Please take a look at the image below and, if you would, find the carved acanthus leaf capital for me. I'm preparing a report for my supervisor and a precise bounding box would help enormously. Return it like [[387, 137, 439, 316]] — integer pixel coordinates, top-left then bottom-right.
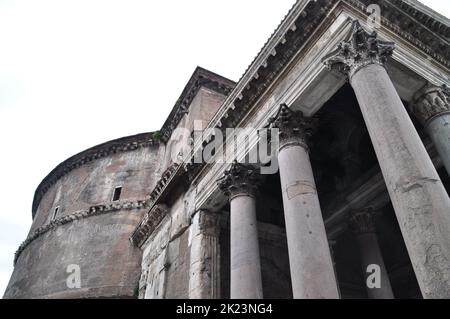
[[267, 104, 318, 150], [413, 84, 450, 126], [322, 20, 395, 79], [217, 161, 261, 199], [349, 208, 376, 235]]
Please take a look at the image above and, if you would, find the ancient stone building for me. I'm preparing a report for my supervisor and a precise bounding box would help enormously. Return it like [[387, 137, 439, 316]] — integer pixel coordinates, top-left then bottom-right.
[[4, 0, 450, 299]]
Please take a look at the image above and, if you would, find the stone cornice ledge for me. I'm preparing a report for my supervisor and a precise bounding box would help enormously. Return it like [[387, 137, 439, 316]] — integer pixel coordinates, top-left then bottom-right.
[[130, 204, 169, 248], [16, 199, 150, 265], [348, 0, 450, 67]]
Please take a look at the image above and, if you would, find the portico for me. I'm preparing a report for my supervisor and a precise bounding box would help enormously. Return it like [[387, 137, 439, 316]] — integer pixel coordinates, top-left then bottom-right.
[[212, 20, 450, 299], [129, 1, 450, 301]]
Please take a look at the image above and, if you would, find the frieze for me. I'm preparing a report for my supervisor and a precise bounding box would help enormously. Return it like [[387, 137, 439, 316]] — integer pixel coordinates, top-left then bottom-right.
[[147, 163, 180, 205]]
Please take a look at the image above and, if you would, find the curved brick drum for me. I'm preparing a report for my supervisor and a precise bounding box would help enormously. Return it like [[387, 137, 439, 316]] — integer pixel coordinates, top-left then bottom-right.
[[4, 133, 162, 298]]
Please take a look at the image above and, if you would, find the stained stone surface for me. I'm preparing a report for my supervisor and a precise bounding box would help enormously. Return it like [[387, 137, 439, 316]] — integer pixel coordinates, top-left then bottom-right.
[[4, 1, 450, 300]]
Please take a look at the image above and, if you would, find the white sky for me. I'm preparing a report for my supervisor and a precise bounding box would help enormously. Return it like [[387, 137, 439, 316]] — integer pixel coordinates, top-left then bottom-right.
[[0, 0, 448, 297]]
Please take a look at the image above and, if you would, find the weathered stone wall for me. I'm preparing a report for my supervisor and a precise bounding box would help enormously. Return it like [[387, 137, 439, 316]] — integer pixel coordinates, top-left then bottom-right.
[[139, 193, 192, 299], [31, 145, 163, 233], [4, 136, 163, 299], [162, 86, 227, 172], [4, 212, 144, 298]]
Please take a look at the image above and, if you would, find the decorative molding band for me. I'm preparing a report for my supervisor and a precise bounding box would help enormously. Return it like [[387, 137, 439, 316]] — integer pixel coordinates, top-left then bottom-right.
[[130, 204, 169, 248], [32, 132, 160, 219], [16, 199, 150, 265], [130, 162, 205, 247], [147, 163, 180, 205]]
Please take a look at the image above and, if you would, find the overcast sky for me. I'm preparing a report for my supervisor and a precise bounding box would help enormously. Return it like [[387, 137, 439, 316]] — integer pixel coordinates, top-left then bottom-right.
[[0, 0, 448, 297]]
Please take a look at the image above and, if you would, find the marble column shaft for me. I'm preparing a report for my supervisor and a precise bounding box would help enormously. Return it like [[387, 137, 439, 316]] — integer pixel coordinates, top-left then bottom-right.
[[218, 163, 263, 299], [269, 106, 339, 299], [323, 20, 450, 298]]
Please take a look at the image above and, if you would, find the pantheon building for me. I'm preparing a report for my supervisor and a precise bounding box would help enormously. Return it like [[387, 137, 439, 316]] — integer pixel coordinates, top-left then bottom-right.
[[4, 0, 450, 299]]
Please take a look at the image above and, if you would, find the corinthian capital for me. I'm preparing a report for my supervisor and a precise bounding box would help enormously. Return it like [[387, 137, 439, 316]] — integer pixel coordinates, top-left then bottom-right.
[[412, 84, 450, 126], [322, 20, 395, 79], [267, 104, 318, 150], [217, 161, 261, 199], [349, 208, 376, 235]]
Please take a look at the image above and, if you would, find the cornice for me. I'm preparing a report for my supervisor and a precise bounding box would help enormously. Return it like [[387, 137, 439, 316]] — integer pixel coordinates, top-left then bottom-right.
[[159, 67, 236, 143], [32, 132, 159, 219], [348, 0, 450, 67], [130, 204, 169, 248], [147, 163, 180, 205], [403, 0, 450, 27], [16, 199, 150, 265]]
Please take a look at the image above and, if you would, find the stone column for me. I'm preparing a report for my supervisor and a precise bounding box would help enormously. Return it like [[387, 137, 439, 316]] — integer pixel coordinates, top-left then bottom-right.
[[328, 240, 342, 298], [323, 20, 450, 298], [349, 209, 394, 299], [412, 85, 450, 175], [268, 106, 339, 299], [218, 162, 263, 299], [188, 210, 221, 299]]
